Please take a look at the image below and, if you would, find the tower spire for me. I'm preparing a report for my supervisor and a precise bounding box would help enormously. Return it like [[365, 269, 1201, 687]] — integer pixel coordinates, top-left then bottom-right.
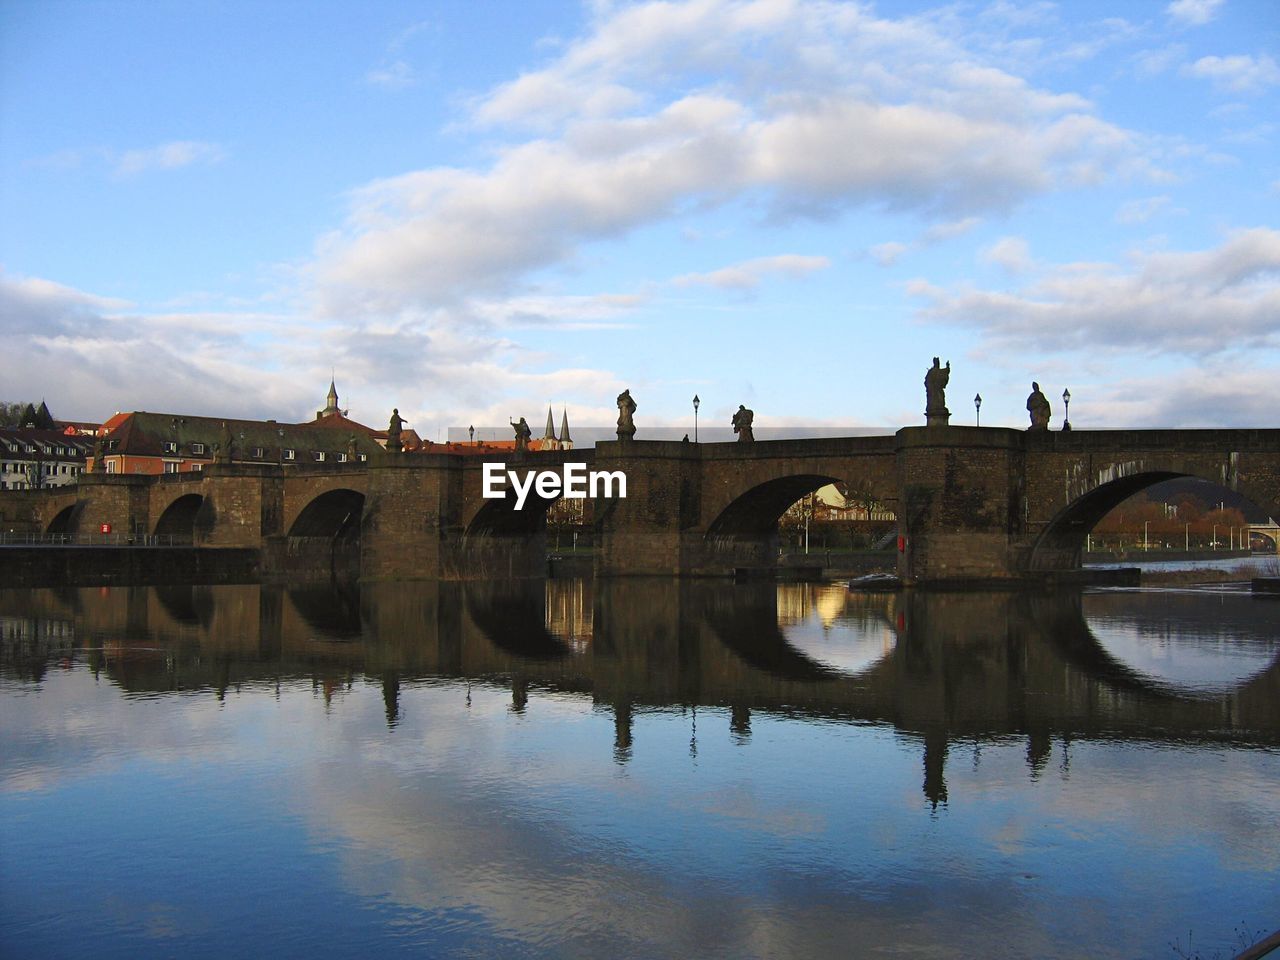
[[543, 405, 557, 442], [560, 408, 572, 447], [318, 376, 340, 420]]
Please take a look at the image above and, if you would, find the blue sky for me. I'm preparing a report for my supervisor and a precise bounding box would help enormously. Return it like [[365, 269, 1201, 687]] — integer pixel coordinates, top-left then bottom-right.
[[2, 0, 1277, 438]]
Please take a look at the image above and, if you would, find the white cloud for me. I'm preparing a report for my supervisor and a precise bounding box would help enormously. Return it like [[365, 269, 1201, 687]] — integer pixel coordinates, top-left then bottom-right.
[[1184, 54, 1280, 94], [314, 0, 1155, 318], [910, 227, 1280, 358], [1115, 195, 1174, 224], [980, 235, 1034, 273], [674, 254, 831, 289], [1083, 364, 1280, 429], [869, 242, 909, 267], [1165, 0, 1225, 27], [366, 60, 417, 89], [922, 217, 982, 243], [1133, 43, 1187, 78], [113, 141, 225, 177]]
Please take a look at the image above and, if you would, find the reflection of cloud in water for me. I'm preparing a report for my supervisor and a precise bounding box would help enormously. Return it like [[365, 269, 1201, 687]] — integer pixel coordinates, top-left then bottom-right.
[[775, 584, 896, 676]]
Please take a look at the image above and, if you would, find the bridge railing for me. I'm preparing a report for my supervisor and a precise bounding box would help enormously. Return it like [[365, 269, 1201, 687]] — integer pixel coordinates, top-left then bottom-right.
[[0, 532, 193, 547]]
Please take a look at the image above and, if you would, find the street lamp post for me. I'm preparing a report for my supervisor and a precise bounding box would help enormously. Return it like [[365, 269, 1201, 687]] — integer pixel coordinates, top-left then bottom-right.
[[974, 393, 982, 427], [693, 394, 700, 442], [1144, 520, 1149, 552], [469, 424, 475, 445], [1062, 388, 1071, 430]]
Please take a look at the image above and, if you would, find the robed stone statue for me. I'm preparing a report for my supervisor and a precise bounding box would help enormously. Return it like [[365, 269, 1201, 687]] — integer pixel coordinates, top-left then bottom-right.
[[1026, 383, 1051, 430], [925, 357, 950, 426], [732, 405, 755, 442], [512, 417, 532, 452], [387, 409, 404, 453], [616, 389, 637, 440]]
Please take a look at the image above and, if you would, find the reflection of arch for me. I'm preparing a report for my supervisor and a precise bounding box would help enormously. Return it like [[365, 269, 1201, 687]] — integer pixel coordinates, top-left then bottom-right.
[[155, 585, 213, 626], [706, 474, 838, 542], [46, 501, 84, 535], [154, 493, 205, 540], [288, 582, 362, 639], [698, 582, 842, 681], [464, 580, 571, 660], [288, 489, 364, 538], [1033, 592, 1280, 701]]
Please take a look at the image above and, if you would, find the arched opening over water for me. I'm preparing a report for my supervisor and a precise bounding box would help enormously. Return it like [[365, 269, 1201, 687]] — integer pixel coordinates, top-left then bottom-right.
[[288, 489, 365, 539], [1029, 473, 1274, 571], [45, 502, 84, 535], [706, 474, 897, 557], [286, 489, 365, 578], [465, 490, 557, 538], [154, 493, 205, 542]]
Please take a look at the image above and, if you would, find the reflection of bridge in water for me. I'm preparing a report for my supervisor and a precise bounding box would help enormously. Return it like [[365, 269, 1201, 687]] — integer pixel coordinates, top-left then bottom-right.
[[2, 581, 1278, 805]]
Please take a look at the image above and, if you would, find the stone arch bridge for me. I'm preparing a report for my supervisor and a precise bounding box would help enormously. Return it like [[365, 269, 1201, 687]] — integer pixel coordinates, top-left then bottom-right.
[[19, 426, 1280, 583]]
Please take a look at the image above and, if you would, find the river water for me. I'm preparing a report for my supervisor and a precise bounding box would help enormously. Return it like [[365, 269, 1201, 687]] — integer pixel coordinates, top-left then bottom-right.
[[2, 579, 1277, 959]]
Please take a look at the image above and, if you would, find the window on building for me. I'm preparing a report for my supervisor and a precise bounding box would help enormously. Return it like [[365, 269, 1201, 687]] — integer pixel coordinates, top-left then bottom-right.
[[164, 462, 179, 473], [283, 449, 296, 461], [252, 446, 264, 458], [163, 441, 177, 453], [192, 463, 203, 472], [106, 460, 117, 474], [358, 453, 368, 462], [337, 452, 348, 462], [313, 451, 326, 462], [191, 443, 205, 455]]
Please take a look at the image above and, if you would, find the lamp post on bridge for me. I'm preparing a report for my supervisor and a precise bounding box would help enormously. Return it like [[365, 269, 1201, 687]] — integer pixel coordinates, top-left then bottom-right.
[[693, 394, 700, 443], [469, 424, 474, 445], [1062, 388, 1071, 430], [974, 393, 982, 427]]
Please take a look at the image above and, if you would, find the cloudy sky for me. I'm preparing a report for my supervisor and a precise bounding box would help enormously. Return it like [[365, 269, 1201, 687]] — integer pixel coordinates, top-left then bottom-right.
[[1, 0, 1277, 438]]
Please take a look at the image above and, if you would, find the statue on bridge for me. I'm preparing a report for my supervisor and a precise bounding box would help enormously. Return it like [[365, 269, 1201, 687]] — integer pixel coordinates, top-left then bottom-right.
[[215, 421, 233, 464], [1026, 382, 1051, 430], [387, 409, 404, 453], [616, 389, 636, 440], [512, 416, 532, 452], [732, 405, 755, 442], [90, 436, 104, 473], [924, 357, 950, 426]]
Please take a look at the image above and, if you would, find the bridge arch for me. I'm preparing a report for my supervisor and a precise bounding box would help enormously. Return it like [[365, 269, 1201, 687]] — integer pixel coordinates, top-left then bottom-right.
[[465, 489, 559, 539], [287, 488, 365, 538], [702, 464, 897, 564], [706, 473, 840, 542], [46, 501, 85, 535], [154, 493, 206, 541], [1029, 470, 1272, 571]]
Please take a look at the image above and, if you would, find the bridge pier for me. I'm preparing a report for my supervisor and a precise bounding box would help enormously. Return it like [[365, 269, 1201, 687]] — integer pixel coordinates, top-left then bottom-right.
[[896, 427, 1027, 584], [592, 440, 707, 577], [77, 474, 152, 539]]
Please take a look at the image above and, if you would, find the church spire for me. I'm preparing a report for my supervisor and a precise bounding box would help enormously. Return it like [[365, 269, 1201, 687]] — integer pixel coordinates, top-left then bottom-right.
[[543, 405, 557, 442], [318, 377, 340, 420], [560, 408, 572, 447]]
